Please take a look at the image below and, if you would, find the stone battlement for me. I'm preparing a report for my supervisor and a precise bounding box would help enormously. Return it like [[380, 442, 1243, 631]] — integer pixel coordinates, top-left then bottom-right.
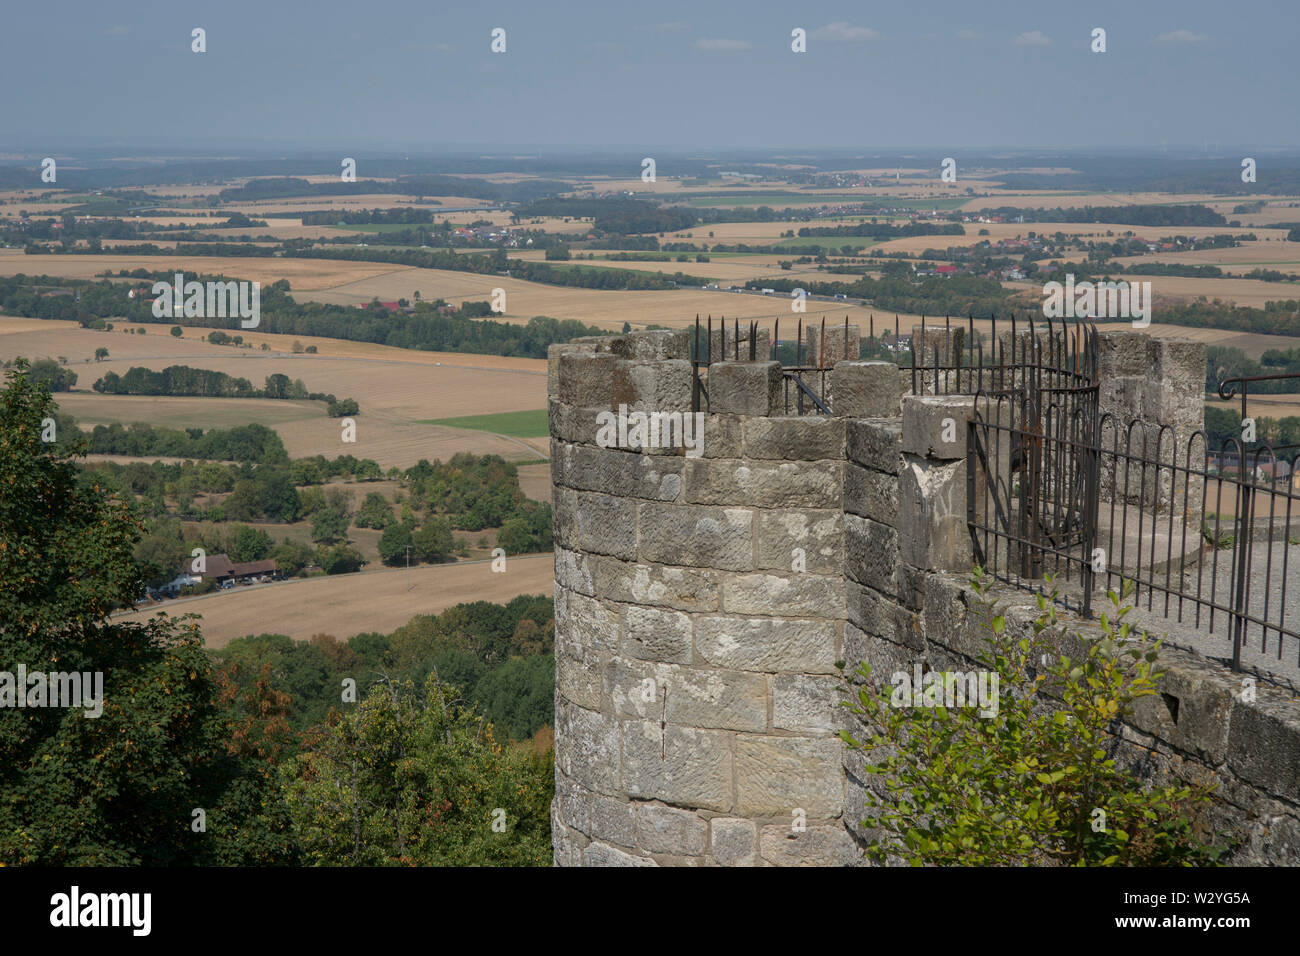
[[549, 328, 1300, 867]]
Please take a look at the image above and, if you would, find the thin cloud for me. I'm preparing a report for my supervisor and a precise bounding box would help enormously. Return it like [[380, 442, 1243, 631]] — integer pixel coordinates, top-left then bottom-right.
[[1014, 30, 1051, 47], [653, 22, 687, 33], [105, 25, 129, 36], [810, 22, 878, 43], [1154, 29, 1207, 45], [694, 37, 751, 52], [956, 29, 979, 41]]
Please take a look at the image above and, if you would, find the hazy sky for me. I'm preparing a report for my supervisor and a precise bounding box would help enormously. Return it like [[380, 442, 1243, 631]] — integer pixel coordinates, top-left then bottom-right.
[[2, 0, 1296, 153]]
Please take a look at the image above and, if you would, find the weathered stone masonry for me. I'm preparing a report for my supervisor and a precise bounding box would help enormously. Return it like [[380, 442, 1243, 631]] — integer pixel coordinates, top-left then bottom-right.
[[550, 328, 1300, 866]]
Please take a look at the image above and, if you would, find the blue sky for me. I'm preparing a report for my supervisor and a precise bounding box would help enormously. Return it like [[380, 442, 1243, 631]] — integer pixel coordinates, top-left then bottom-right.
[[1, 0, 1295, 152]]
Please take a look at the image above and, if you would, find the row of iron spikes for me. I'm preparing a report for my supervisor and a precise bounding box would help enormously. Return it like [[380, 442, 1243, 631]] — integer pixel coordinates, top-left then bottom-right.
[[690, 311, 1098, 379], [691, 314, 855, 370]]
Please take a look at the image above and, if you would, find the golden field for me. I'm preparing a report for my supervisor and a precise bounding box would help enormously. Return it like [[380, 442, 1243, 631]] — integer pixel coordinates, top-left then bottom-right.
[[117, 552, 555, 647], [0, 316, 549, 467]]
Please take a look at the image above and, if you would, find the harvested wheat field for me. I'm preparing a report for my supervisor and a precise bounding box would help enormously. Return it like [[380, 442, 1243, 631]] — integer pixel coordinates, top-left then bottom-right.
[[0, 250, 403, 291], [0, 315, 543, 372], [507, 249, 828, 283], [50, 386, 544, 468], [0, 318, 547, 419], [1206, 396, 1300, 419], [118, 552, 555, 647], [2, 317, 549, 467], [1129, 240, 1300, 271], [1002, 274, 1298, 309], [298, 267, 880, 330]]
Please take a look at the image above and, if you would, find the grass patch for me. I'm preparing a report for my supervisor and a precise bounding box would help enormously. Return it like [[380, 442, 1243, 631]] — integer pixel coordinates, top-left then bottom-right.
[[419, 409, 549, 438]]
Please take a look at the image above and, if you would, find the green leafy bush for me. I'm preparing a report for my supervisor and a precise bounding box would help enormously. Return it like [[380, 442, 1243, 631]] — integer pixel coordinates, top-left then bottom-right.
[[841, 569, 1221, 866]]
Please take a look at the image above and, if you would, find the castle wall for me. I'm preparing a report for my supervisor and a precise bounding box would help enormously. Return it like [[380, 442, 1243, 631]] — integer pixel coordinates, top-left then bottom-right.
[[549, 329, 1300, 866]]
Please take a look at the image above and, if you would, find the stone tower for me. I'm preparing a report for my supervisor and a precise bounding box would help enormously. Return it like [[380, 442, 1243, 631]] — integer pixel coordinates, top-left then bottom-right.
[[548, 327, 1300, 867]]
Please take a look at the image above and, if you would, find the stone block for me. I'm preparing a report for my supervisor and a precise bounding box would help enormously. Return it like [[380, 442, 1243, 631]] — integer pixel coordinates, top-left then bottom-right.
[[594, 557, 720, 612], [695, 616, 839, 674], [553, 486, 578, 549], [610, 359, 692, 415], [773, 673, 846, 734], [760, 824, 861, 866], [590, 559, 708, 613], [555, 699, 621, 796], [555, 771, 592, 835], [665, 666, 768, 732], [1227, 693, 1300, 804], [590, 795, 638, 847], [804, 322, 860, 367], [844, 513, 899, 595], [902, 394, 975, 460], [707, 326, 772, 363], [743, 416, 845, 460], [575, 491, 638, 561], [609, 329, 691, 361], [583, 841, 658, 866], [558, 351, 617, 407], [833, 361, 903, 418], [700, 414, 743, 458], [756, 509, 844, 574], [608, 659, 669, 722], [910, 324, 970, 369], [684, 458, 841, 509], [898, 458, 970, 572], [552, 805, 588, 866], [549, 342, 595, 398], [636, 804, 709, 856], [734, 735, 844, 817], [555, 547, 595, 596], [549, 400, 609, 446], [844, 462, 897, 526], [721, 573, 846, 617], [1098, 330, 1151, 378], [556, 444, 683, 501], [710, 817, 758, 866], [845, 419, 903, 473], [621, 721, 733, 812], [621, 605, 694, 665], [556, 639, 605, 711], [555, 586, 619, 652], [638, 502, 754, 571], [707, 361, 782, 416], [1127, 651, 1234, 765]]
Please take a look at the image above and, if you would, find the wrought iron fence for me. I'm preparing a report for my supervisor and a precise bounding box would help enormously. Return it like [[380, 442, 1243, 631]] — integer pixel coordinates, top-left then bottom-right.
[[688, 314, 858, 415], [961, 316, 1102, 616], [954, 315, 1300, 677], [1094, 418, 1300, 673]]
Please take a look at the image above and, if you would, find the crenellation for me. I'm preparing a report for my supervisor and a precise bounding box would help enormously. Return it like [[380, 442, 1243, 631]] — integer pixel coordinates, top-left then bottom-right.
[[551, 328, 1300, 867]]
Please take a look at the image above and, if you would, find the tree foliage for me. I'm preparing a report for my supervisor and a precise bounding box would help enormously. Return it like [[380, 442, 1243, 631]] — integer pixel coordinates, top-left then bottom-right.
[[282, 676, 553, 866], [841, 570, 1222, 866], [0, 361, 297, 865]]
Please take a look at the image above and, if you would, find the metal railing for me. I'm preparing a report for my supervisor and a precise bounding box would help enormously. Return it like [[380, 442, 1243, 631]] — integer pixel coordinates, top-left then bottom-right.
[[958, 322, 1300, 678], [689, 314, 857, 415]]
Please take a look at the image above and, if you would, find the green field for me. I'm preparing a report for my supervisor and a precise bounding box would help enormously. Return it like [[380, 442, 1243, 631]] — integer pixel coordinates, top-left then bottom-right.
[[339, 222, 445, 234], [682, 192, 864, 208], [759, 237, 882, 250], [418, 408, 549, 438]]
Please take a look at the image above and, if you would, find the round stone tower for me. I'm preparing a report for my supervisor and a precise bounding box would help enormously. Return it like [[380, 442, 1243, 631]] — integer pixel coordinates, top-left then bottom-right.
[[548, 328, 894, 866]]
